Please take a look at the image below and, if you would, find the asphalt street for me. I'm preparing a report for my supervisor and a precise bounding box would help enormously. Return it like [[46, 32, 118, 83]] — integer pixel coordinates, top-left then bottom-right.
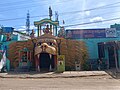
[[0, 76, 120, 90]]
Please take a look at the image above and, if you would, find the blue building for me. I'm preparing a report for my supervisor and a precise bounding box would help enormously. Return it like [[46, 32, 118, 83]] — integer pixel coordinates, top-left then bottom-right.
[[66, 28, 120, 70], [0, 27, 31, 72], [2, 27, 14, 33]]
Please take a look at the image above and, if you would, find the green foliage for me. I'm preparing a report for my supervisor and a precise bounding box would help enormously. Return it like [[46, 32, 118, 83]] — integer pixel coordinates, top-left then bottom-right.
[[65, 66, 75, 71], [82, 61, 90, 71], [0, 53, 2, 60]]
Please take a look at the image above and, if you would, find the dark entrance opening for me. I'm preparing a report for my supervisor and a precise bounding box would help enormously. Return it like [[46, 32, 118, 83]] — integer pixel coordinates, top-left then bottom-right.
[[39, 53, 55, 71], [108, 46, 116, 68], [98, 43, 105, 58]]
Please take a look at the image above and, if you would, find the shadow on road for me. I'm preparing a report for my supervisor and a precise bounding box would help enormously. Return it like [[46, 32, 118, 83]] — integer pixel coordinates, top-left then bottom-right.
[[105, 68, 120, 79]]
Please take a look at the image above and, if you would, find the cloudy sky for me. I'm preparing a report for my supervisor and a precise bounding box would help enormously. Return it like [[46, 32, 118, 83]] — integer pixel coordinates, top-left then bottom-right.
[[0, 0, 120, 31]]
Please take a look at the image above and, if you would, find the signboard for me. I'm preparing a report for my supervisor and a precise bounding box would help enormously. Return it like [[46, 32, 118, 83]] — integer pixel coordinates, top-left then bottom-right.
[[66, 28, 117, 39], [105, 28, 116, 37]]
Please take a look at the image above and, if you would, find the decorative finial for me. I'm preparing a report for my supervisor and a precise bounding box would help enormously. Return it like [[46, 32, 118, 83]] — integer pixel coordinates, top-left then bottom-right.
[[49, 6, 52, 20], [63, 20, 65, 24]]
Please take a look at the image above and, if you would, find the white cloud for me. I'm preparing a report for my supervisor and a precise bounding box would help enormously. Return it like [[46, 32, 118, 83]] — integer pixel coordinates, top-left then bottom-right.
[[20, 26, 26, 29], [18, 25, 37, 31], [17, 26, 26, 32], [17, 28, 26, 33], [85, 11, 90, 16], [30, 25, 37, 29], [97, 2, 106, 7], [18, 28, 25, 31], [90, 17, 104, 22]]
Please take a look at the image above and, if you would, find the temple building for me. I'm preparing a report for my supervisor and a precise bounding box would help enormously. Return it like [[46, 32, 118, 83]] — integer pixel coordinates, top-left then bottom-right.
[[1, 7, 120, 72], [6, 7, 88, 72]]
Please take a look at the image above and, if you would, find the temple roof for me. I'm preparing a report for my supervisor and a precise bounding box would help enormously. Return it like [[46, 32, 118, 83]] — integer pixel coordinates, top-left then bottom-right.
[[34, 18, 59, 26]]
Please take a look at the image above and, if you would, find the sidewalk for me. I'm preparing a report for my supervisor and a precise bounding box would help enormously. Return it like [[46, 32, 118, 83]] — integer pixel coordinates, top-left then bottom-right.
[[0, 71, 109, 78]]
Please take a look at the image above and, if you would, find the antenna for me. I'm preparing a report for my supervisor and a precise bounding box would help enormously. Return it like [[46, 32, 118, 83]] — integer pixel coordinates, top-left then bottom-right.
[[26, 10, 30, 35], [49, 6, 52, 20], [55, 11, 59, 21]]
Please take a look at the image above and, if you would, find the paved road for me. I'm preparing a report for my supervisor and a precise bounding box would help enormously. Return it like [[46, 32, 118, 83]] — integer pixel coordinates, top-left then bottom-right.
[[0, 76, 120, 90]]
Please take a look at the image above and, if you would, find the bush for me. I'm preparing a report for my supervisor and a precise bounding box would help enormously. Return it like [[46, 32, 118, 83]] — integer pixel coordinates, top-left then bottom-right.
[[82, 62, 90, 71], [65, 66, 75, 71]]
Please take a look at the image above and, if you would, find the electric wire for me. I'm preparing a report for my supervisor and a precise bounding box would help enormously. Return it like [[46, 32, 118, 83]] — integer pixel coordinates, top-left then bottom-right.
[[0, 0, 72, 12], [0, 0, 31, 6], [64, 17, 120, 27], [0, 4, 120, 22], [65, 10, 120, 23], [0, 0, 119, 14], [12, 16, 120, 28]]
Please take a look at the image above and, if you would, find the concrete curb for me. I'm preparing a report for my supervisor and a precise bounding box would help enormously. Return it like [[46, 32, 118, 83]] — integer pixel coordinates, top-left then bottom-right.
[[0, 71, 109, 79]]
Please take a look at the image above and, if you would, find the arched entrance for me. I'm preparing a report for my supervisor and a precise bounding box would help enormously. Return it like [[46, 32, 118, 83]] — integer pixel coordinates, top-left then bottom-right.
[[39, 53, 55, 71], [35, 42, 57, 72]]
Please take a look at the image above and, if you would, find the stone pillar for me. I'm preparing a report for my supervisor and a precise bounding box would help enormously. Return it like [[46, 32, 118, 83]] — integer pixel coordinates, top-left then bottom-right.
[[54, 55, 57, 70], [53, 26, 54, 35], [55, 26, 57, 36], [50, 25, 52, 34], [40, 25, 41, 36], [37, 25, 39, 37], [35, 55, 40, 72]]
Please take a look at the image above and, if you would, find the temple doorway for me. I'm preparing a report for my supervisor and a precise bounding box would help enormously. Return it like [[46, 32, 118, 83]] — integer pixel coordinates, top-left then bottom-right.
[[39, 53, 55, 72]]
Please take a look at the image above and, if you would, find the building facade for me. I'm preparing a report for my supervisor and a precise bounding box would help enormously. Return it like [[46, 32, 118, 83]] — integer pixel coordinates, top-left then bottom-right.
[[66, 28, 120, 70]]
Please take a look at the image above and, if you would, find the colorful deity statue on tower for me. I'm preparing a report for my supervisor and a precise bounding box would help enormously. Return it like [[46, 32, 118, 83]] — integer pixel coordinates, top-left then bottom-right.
[[43, 25, 52, 34], [30, 29, 35, 38], [43, 25, 50, 34]]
